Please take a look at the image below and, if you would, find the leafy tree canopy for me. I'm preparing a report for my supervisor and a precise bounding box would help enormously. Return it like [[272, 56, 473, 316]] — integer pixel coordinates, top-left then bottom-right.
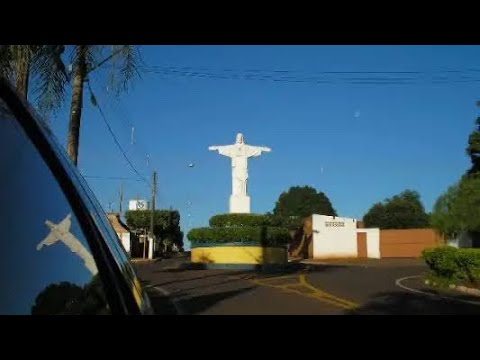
[[125, 209, 183, 251], [466, 114, 480, 176], [431, 175, 480, 238], [273, 186, 337, 219], [363, 190, 430, 229]]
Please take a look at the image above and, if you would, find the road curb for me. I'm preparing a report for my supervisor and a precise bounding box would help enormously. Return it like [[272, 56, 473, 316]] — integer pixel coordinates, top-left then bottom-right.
[[395, 275, 480, 306]]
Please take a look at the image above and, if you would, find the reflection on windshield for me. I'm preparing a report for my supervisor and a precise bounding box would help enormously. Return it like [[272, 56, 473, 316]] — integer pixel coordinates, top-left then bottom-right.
[[0, 97, 111, 315], [31, 275, 109, 315], [37, 214, 98, 276]]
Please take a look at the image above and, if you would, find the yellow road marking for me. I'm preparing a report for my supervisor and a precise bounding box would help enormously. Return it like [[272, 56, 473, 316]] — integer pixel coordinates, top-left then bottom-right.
[[249, 274, 359, 310], [299, 274, 358, 309], [254, 274, 299, 282]]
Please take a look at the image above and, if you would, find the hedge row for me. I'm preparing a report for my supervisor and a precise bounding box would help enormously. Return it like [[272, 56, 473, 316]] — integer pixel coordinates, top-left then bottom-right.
[[209, 214, 269, 227], [209, 213, 304, 230], [422, 247, 480, 283], [187, 226, 291, 246]]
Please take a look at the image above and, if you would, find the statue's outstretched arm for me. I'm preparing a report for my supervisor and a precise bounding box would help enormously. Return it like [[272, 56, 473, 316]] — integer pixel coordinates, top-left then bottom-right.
[[246, 145, 272, 157], [209, 145, 234, 157]]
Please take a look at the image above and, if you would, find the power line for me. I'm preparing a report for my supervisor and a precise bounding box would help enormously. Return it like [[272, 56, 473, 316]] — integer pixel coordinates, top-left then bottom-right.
[[144, 63, 480, 76], [84, 175, 144, 182], [100, 84, 153, 167], [86, 80, 150, 187], [140, 64, 480, 86]]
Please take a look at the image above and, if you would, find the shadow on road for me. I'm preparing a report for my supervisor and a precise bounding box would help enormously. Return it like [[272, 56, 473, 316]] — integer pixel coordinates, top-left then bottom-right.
[[144, 287, 179, 315], [178, 287, 255, 315], [347, 291, 480, 315], [253, 262, 348, 279], [143, 280, 255, 315], [148, 270, 251, 287], [135, 259, 355, 315], [137, 261, 349, 287]]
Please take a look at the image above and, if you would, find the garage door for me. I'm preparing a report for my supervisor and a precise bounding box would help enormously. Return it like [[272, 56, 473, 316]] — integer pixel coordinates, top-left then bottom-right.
[[380, 229, 443, 258]]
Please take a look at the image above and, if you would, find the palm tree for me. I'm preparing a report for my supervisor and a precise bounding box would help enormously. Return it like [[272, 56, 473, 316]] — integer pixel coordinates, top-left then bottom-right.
[[0, 45, 68, 114], [0, 45, 36, 97], [1, 45, 141, 166], [66, 45, 141, 166]]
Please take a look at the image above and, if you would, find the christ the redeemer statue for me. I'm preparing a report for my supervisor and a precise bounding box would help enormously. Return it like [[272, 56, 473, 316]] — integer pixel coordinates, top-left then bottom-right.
[[209, 133, 271, 213]]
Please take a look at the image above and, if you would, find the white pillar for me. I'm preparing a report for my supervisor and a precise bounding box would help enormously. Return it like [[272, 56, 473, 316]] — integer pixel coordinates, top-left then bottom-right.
[[229, 194, 251, 213], [148, 236, 154, 259]]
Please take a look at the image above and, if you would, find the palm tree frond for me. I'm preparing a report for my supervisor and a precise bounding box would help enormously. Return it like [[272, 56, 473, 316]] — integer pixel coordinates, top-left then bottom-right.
[[0, 45, 13, 78], [33, 45, 69, 115], [0, 45, 38, 92], [9, 45, 35, 67], [109, 45, 142, 96]]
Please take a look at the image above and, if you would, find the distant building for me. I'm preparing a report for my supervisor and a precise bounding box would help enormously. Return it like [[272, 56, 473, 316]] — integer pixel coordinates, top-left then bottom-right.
[[128, 200, 149, 211], [290, 214, 444, 260], [107, 213, 131, 254]]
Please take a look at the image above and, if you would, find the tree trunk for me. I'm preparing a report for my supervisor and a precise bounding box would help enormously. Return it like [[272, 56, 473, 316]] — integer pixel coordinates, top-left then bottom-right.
[[67, 46, 88, 166], [15, 56, 30, 100]]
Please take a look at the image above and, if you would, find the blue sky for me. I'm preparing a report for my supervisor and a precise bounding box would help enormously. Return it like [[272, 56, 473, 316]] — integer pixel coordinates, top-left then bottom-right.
[[49, 46, 480, 249]]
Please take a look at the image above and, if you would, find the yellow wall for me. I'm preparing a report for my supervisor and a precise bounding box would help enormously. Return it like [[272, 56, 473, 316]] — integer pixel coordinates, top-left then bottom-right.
[[191, 246, 287, 265]]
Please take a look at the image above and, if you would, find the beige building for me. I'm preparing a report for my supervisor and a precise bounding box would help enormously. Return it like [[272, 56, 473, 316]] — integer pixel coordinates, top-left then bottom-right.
[[291, 214, 443, 260], [107, 213, 131, 254], [311, 214, 442, 259]]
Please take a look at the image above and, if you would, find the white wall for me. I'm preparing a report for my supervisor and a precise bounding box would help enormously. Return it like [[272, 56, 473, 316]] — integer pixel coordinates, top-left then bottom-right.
[[357, 228, 380, 259], [119, 233, 131, 254], [447, 232, 473, 248], [312, 215, 358, 259]]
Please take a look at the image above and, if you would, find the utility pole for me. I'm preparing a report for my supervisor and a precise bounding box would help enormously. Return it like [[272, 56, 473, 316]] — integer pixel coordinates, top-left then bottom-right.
[[149, 171, 157, 259], [119, 182, 124, 214], [142, 229, 147, 259]]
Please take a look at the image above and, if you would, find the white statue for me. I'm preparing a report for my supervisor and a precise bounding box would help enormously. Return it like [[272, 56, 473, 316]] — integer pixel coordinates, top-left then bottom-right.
[[37, 214, 98, 276], [209, 133, 271, 213]]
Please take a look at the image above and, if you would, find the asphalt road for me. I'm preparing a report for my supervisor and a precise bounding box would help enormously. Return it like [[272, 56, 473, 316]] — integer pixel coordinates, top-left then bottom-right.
[[133, 256, 480, 315]]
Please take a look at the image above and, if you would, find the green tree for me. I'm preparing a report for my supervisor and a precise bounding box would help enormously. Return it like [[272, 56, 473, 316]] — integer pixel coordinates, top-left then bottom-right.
[[363, 190, 430, 229], [66, 45, 141, 166], [125, 209, 183, 252], [273, 185, 337, 219], [362, 202, 387, 228], [431, 176, 480, 238], [466, 105, 480, 175], [31, 282, 83, 315], [0, 45, 68, 112], [31, 276, 109, 315], [1, 45, 142, 165]]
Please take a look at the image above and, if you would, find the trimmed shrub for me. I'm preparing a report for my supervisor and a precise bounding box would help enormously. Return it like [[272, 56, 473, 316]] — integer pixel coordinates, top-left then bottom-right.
[[209, 214, 269, 227], [422, 246, 480, 282], [456, 249, 480, 283], [209, 213, 304, 231], [423, 247, 461, 279], [274, 216, 304, 231], [187, 226, 290, 247]]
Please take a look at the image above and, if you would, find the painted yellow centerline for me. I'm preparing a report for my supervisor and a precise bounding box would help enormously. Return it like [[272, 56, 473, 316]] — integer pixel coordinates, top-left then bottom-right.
[[249, 273, 359, 310], [256, 274, 299, 282], [299, 274, 358, 309]]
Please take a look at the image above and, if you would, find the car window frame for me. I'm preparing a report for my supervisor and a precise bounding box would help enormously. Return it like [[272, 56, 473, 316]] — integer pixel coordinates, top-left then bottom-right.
[[0, 78, 148, 315]]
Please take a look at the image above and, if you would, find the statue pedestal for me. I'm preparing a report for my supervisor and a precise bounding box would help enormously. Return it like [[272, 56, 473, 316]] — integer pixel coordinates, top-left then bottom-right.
[[230, 195, 251, 213]]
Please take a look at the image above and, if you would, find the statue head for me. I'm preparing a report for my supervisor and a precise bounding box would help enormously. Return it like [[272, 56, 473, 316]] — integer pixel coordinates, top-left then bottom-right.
[[236, 133, 245, 144]]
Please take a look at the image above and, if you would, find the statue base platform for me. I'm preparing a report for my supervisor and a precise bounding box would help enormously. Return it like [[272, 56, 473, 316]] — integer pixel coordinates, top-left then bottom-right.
[[229, 195, 250, 213]]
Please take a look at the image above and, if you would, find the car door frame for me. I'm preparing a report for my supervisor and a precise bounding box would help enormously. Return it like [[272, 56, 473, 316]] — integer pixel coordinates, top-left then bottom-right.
[[0, 77, 147, 315]]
